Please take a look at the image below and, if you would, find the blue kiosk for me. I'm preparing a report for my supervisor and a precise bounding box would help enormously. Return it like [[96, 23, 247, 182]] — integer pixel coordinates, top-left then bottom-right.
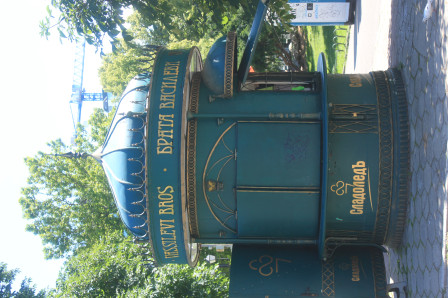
[[91, 1, 408, 296]]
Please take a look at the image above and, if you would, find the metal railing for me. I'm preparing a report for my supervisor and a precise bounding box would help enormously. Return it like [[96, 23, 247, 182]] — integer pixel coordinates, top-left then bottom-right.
[[332, 27, 349, 73]]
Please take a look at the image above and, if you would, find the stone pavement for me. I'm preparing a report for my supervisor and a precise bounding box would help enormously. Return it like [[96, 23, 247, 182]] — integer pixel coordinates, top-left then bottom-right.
[[346, 0, 448, 297]]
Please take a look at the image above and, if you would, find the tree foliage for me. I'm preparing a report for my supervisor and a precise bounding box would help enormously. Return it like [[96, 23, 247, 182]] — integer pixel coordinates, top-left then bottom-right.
[[21, 106, 231, 296], [52, 233, 230, 298], [41, 0, 130, 47], [98, 2, 294, 97], [0, 262, 46, 298], [0, 262, 17, 298], [41, 0, 258, 48], [19, 109, 123, 259], [98, 35, 216, 97], [52, 232, 152, 297], [42, 0, 295, 72], [98, 41, 160, 97], [142, 263, 229, 298]]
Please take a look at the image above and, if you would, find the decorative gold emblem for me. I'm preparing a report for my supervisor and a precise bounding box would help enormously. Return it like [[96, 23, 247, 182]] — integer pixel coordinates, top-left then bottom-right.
[[207, 180, 223, 192]]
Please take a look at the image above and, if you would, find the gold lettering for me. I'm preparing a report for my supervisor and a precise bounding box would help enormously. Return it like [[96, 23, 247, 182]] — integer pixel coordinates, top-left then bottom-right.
[[160, 219, 175, 226], [157, 138, 172, 147], [160, 102, 175, 109], [159, 200, 173, 209], [161, 85, 176, 94], [353, 175, 365, 181], [165, 61, 181, 66], [158, 129, 173, 139], [349, 83, 362, 87], [164, 70, 178, 76], [163, 64, 179, 76], [159, 206, 173, 215], [161, 229, 175, 235], [156, 62, 180, 153], [162, 236, 179, 259], [158, 186, 174, 215], [350, 161, 368, 215], [161, 86, 176, 92], [159, 208, 174, 215], [353, 181, 365, 187], [157, 185, 174, 194], [352, 199, 364, 205], [351, 256, 361, 281], [158, 193, 174, 200], [165, 251, 179, 259], [353, 193, 365, 199], [159, 89, 176, 109], [163, 243, 178, 250], [352, 161, 365, 168], [164, 76, 178, 82], [353, 187, 364, 193], [349, 75, 362, 88], [160, 219, 176, 235], [160, 93, 175, 101], [157, 146, 173, 154], [162, 238, 177, 245], [156, 186, 180, 259], [354, 167, 367, 175], [159, 114, 174, 123], [157, 114, 174, 155]]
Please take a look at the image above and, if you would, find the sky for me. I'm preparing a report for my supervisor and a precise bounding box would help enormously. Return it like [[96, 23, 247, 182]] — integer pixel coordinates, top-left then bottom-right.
[[0, 0, 105, 291]]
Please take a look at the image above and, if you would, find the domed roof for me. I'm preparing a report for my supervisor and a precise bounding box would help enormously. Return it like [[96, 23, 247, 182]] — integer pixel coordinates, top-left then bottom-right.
[[94, 47, 202, 266], [201, 32, 236, 97], [93, 73, 150, 239]]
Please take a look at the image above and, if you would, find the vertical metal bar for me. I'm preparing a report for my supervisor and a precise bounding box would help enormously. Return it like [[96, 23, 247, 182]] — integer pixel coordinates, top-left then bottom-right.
[[238, 0, 270, 85]]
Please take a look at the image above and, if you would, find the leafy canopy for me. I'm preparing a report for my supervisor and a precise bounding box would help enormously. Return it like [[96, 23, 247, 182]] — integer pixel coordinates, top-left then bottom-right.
[[21, 105, 231, 296], [52, 233, 230, 297], [19, 109, 123, 259], [52, 232, 152, 297], [0, 262, 46, 298], [41, 0, 294, 67]]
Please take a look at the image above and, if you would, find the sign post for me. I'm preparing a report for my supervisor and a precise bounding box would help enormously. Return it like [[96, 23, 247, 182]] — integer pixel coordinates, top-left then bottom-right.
[[288, 0, 356, 26]]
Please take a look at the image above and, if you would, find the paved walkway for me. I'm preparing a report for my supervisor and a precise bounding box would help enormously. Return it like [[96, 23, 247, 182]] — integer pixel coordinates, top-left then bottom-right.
[[345, 0, 448, 297]]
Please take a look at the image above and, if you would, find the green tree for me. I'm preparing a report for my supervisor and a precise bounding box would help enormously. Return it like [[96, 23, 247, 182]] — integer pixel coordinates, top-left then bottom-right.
[[44, 0, 297, 77], [51, 233, 230, 297], [148, 263, 229, 298], [119, 262, 229, 298], [40, 0, 258, 48], [0, 262, 46, 298], [40, 0, 131, 48], [0, 262, 16, 297], [98, 35, 216, 97], [41, 0, 293, 53], [98, 40, 160, 97], [97, 3, 295, 98], [52, 232, 152, 297], [19, 109, 123, 259]]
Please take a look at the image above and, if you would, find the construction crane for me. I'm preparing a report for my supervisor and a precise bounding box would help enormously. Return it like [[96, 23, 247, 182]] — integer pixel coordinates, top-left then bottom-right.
[[69, 40, 111, 132]]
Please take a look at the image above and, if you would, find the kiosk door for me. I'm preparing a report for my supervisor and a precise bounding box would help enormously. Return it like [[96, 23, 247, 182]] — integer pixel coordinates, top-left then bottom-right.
[[236, 122, 321, 239]]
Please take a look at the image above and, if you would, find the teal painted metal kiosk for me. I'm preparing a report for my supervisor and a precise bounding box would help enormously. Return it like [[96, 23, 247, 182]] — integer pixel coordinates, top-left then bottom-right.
[[229, 244, 387, 297], [93, 0, 409, 296]]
